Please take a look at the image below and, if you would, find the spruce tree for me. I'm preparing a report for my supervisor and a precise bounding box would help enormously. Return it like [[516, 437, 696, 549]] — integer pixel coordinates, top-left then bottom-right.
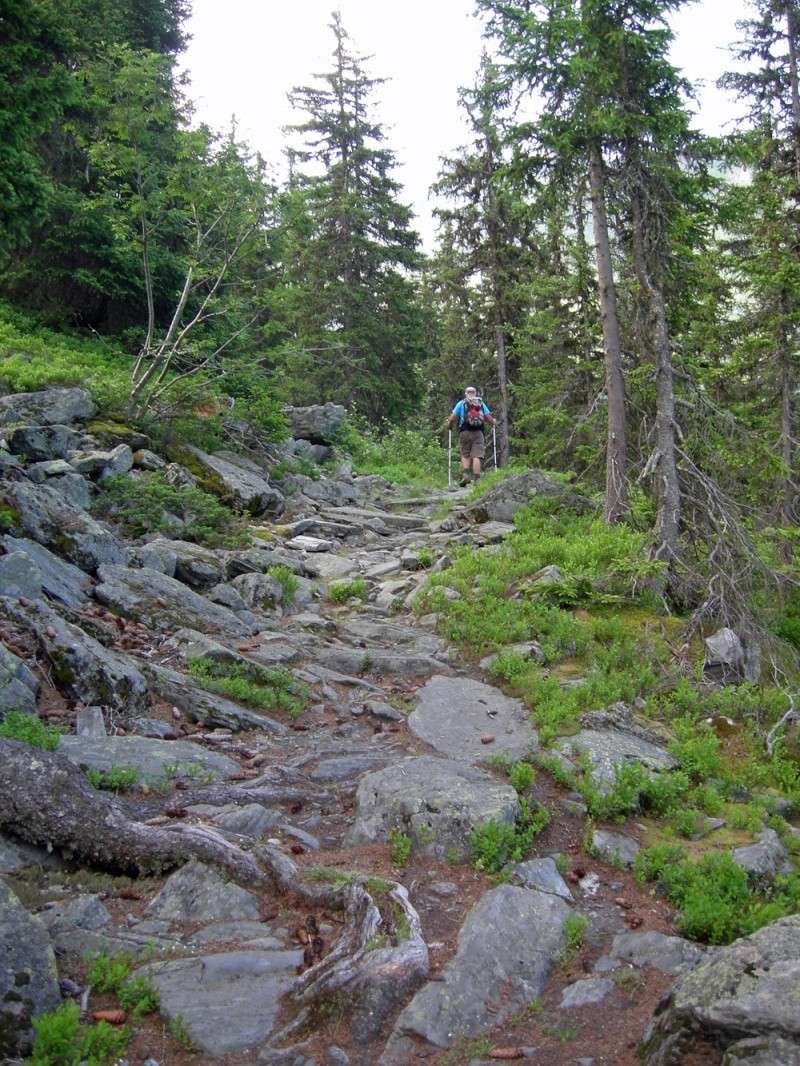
[[282, 13, 425, 420]]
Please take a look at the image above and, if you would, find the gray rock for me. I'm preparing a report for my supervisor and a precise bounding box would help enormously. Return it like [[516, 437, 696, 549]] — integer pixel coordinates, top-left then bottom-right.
[[95, 564, 255, 637], [70, 443, 133, 479], [184, 446, 285, 516], [135, 540, 178, 576], [326, 1047, 349, 1065], [591, 829, 640, 868], [58, 735, 239, 784], [146, 859, 260, 922], [0, 387, 95, 427], [479, 641, 545, 671], [0, 833, 63, 874], [504, 857, 573, 901], [1, 536, 91, 608], [556, 721, 676, 791], [641, 916, 800, 1065], [463, 469, 591, 525], [732, 827, 792, 883], [704, 627, 748, 684], [138, 949, 302, 1054], [7, 424, 81, 461], [314, 554, 358, 580], [389, 885, 569, 1049], [25, 459, 74, 482], [45, 472, 92, 511], [560, 976, 613, 1009], [408, 675, 538, 764], [144, 656, 288, 733], [130, 717, 177, 739], [133, 448, 166, 470], [205, 582, 249, 611], [311, 755, 389, 783], [231, 571, 284, 610], [286, 534, 334, 552], [723, 1036, 800, 1066], [1, 481, 128, 572], [187, 919, 282, 947], [0, 641, 39, 715], [610, 931, 706, 975], [40, 894, 111, 937], [76, 706, 107, 738], [139, 539, 223, 589], [0, 878, 61, 1058], [529, 563, 565, 586], [210, 803, 282, 838], [315, 647, 447, 680], [364, 699, 404, 722], [163, 461, 198, 489], [348, 755, 519, 861], [2, 598, 148, 714], [285, 403, 347, 444]]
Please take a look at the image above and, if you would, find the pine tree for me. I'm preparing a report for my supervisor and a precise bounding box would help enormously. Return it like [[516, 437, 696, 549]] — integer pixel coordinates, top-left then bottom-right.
[[282, 13, 425, 420]]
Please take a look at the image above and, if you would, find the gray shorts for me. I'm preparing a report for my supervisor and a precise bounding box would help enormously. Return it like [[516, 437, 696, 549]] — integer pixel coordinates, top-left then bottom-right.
[[459, 429, 485, 459]]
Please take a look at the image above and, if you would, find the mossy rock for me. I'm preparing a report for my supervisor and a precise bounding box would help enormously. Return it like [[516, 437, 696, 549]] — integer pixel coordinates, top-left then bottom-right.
[[87, 420, 149, 450]]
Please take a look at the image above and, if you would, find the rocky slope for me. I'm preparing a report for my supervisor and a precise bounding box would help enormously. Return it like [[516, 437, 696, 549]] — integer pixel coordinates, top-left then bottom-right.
[[0, 388, 797, 1066]]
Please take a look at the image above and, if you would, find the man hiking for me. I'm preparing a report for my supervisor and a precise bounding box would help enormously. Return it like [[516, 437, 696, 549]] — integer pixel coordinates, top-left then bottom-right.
[[447, 386, 495, 486]]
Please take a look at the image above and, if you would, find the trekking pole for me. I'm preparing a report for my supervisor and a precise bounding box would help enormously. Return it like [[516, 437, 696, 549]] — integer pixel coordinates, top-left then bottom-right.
[[448, 429, 452, 487], [493, 424, 498, 470]]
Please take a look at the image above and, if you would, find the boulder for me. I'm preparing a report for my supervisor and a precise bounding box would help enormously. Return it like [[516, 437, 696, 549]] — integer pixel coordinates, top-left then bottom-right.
[[230, 571, 284, 610], [286, 474, 360, 507], [0, 552, 45, 602], [311, 754, 390, 783], [462, 469, 591, 525], [732, 826, 792, 883], [7, 424, 81, 461], [348, 755, 519, 861], [555, 711, 676, 791], [69, 443, 133, 480], [2, 598, 148, 715], [608, 931, 706, 975], [704, 627, 760, 685], [137, 948, 302, 1055], [408, 674, 538, 764], [133, 447, 166, 470], [94, 564, 255, 637], [0, 480, 128, 573], [0, 387, 95, 427], [1, 536, 91, 608], [0, 878, 61, 1058], [285, 403, 347, 444], [143, 661, 287, 734], [641, 916, 800, 1066], [26, 459, 75, 483], [58, 735, 239, 784], [315, 647, 448, 680], [44, 472, 92, 511], [137, 538, 223, 590], [0, 833, 63, 874], [0, 642, 40, 716], [591, 828, 640, 868], [184, 446, 285, 516], [146, 859, 260, 922], [387, 885, 569, 1052], [560, 976, 613, 1009], [724, 1036, 800, 1065], [504, 857, 573, 901]]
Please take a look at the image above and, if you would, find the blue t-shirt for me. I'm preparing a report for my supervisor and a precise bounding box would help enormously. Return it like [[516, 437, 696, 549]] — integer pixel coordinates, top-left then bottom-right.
[[453, 398, 491, 429]]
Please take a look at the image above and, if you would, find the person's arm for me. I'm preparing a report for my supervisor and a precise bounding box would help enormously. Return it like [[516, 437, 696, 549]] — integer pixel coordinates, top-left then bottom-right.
[[446, 402, 461, 429], [482, 402, 495, 425]]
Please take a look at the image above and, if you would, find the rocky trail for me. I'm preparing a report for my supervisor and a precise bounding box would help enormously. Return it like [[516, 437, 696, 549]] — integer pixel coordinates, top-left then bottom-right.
[[1, 390, 797, 1066]]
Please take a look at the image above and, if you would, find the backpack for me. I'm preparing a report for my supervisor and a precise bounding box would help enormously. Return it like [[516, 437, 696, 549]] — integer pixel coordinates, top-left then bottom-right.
[[462, 399, 485, 430]]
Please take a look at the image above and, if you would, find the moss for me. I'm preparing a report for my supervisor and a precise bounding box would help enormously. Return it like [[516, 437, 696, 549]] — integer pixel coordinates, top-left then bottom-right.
[[87, 420, 143, 444], [0, 502, 21, 532], [166, 444, 228, 499]]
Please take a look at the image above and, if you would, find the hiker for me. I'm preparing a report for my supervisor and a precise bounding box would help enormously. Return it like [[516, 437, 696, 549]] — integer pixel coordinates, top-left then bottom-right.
[[446, 386, 495, 486]]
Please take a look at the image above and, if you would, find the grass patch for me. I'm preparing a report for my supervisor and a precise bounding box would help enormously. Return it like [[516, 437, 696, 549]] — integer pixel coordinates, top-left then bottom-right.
[[85, 764, 140, 793], [187, 656, 308, 718], [328, 577, 368, 604], [389, 828, 412, 869], [267, 564, 299, 604], [0, 710, 64, 751], [560, 913, 589, 963], [28, 1000, 129, 1066], [94, 472, 248, 548]]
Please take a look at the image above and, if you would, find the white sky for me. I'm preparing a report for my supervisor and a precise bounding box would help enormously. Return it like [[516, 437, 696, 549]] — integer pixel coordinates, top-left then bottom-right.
[[182, 0, 753, 247]]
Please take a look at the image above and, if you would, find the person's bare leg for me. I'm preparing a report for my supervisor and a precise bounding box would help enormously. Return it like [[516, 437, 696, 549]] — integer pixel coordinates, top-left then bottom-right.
[[472, 457, 482, 480], [459, 456, 471, 485]]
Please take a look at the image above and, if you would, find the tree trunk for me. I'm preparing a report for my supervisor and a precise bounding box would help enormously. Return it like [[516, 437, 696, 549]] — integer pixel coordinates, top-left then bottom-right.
[[786, 5, 800, 186], [587, 144, 627, 522], [631, 191, 681, 589], [778, 305, 796, 560], [495, 321, 511, 467]]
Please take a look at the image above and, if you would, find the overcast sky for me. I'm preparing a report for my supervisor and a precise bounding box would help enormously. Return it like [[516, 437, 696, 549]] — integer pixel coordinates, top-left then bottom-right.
[[182, 0, 753, 246]]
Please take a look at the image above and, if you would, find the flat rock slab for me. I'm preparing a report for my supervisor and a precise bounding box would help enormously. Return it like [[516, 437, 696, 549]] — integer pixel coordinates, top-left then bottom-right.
[[409, 675, 538, 763], [591, 829, 640, 868], [560, 976, 614, 1009], [146, 859, 260, 923], [138, 949, 302, 1056], [0, 387, 95, 426], [556, 726, 676, 789], [348, 755, 519, 862], [732, 827, 792, 883], [1, 536, 91, 608], [387, 885, 569, 1052], [315, 647, 448, 679], [58, 735, 239, 784], [311, 754, 389, 783], [504, 857, 573, 901], [95, 564, 255, 637], [0, 879, 61, 1059], [609, 931, 706, 975]]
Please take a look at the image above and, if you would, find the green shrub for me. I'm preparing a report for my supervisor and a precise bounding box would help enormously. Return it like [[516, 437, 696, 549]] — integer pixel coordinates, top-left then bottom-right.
[[561, 913, 589, 961], [94, 473, 248, 548], [389, 828, 412, 868], [117, 973, 160, 1021], [470, 798, 550, 872], [29, 1001, 129, 1066], [509, 761, 535, 793], [86, 951, 133, 994], [334, 416, 447, 489], [187, 656, 308, 717], [86, 765, 140, 793], [0, 710, 63, 751], [328, 577, 368, 604], [267, 564, 299, 604]]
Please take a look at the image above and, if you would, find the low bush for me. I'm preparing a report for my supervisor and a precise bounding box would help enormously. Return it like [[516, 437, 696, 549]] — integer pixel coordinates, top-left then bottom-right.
[[267, 564, 299, 604], [0, 710, 63, 751], [187, 656, 308, 717], [94, 472, 248, 548], [334, 416, 447, 489], [29, 1000, 128, 1066], [328, 577, 368, 604], [86, 765, 140, 793], [470, 798, 550, 872]]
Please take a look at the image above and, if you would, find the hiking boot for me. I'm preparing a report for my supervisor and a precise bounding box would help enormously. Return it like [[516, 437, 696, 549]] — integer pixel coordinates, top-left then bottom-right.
[[458, 473, 471, 487], [471, 471, 481, 483]]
